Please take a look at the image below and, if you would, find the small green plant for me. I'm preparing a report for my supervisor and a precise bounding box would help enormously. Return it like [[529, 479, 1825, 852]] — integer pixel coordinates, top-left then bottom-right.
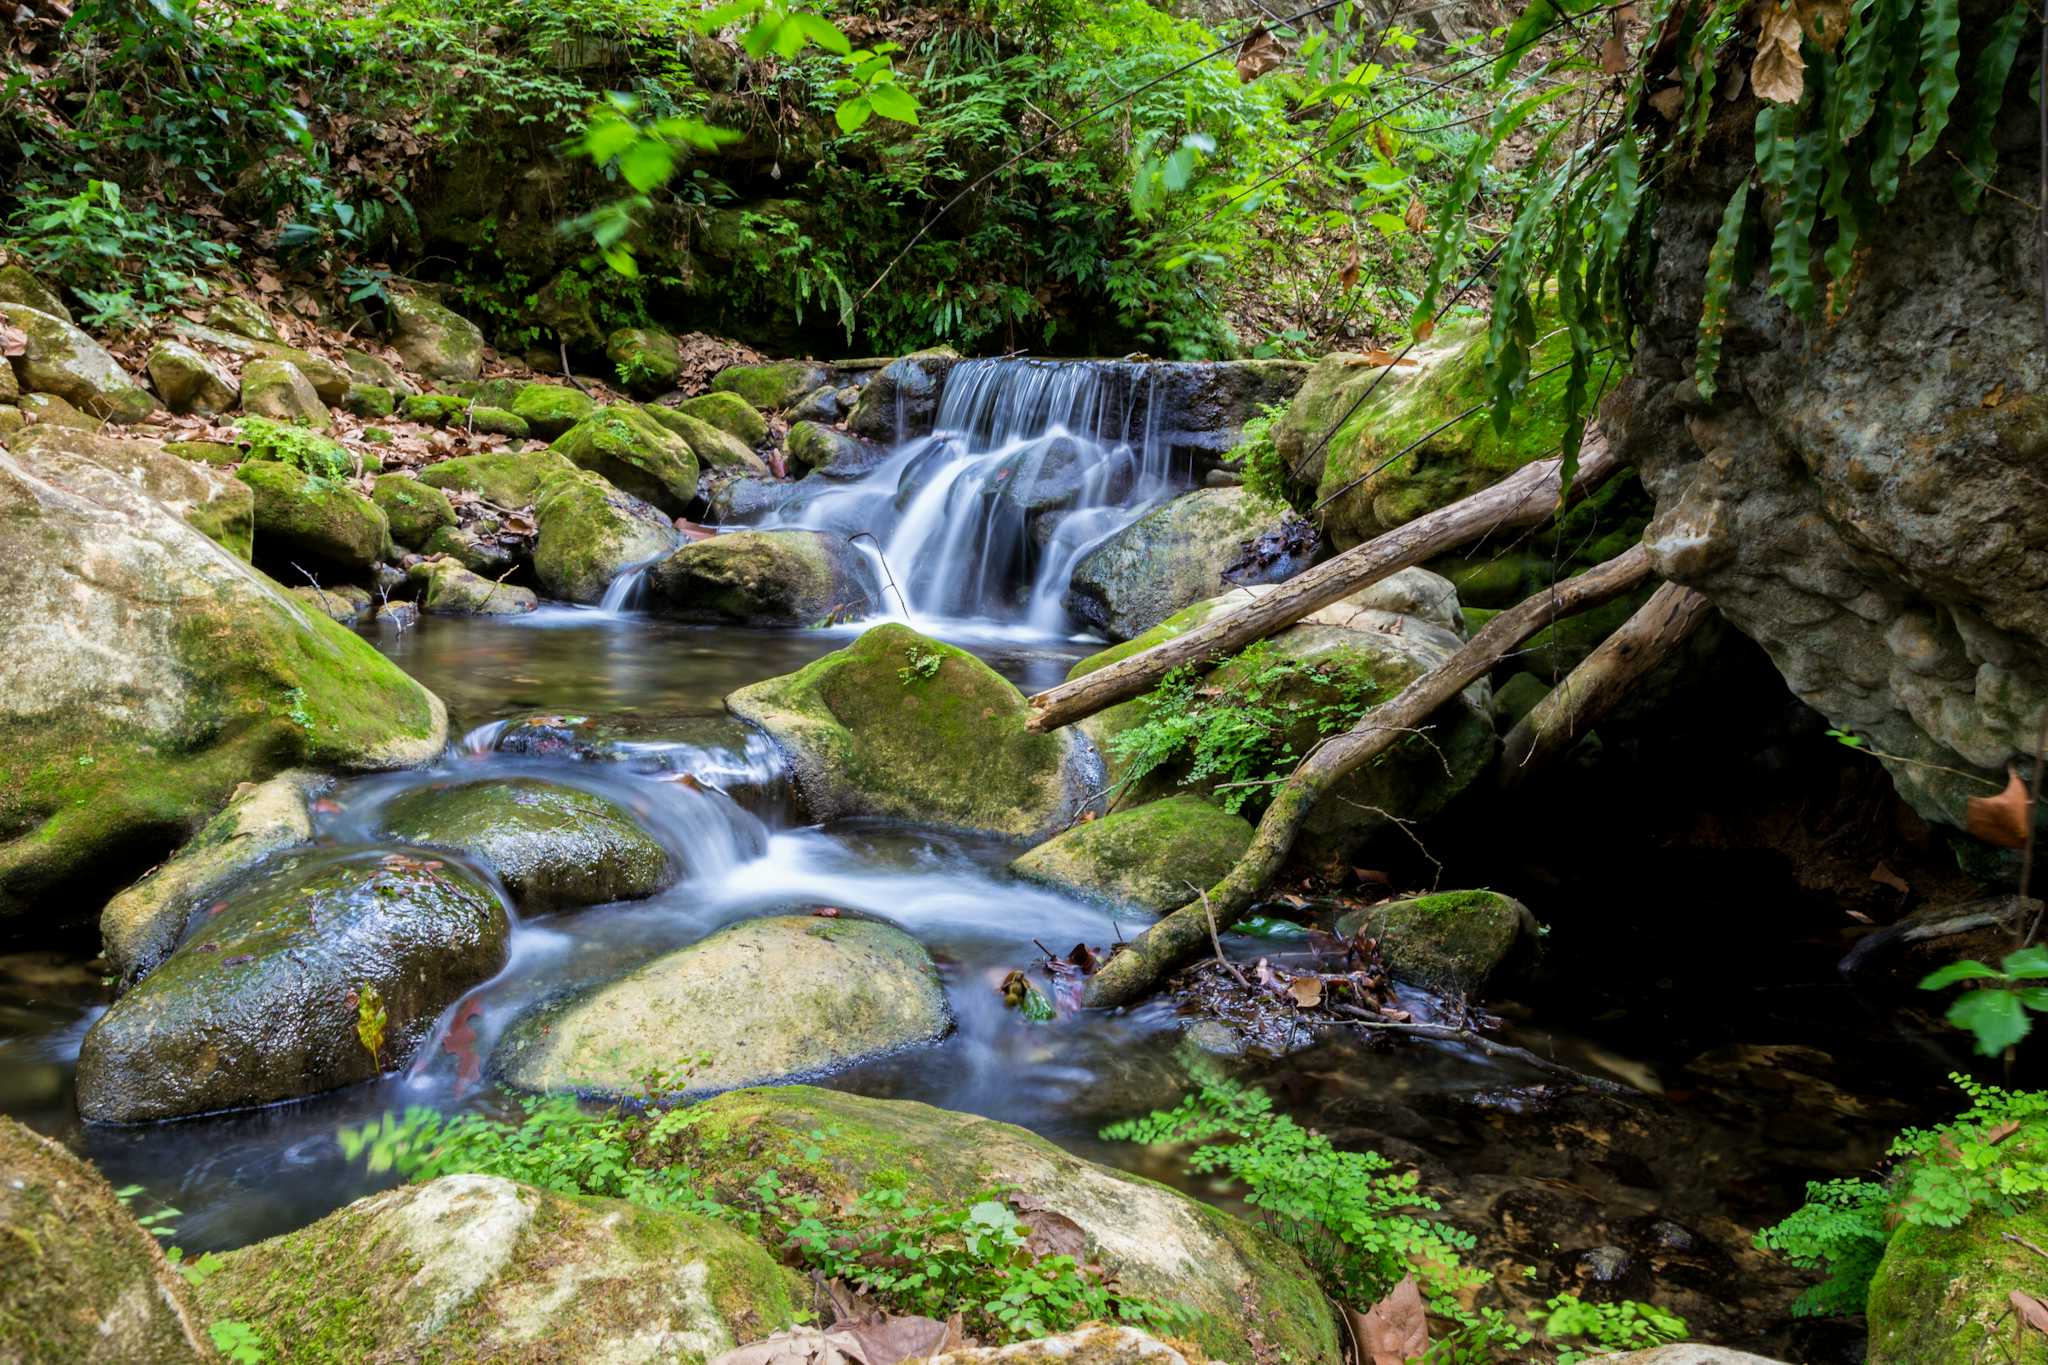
[[1542, 1294, 1687, 1362], [8, 178, 236, 324], [1921, 946, 2048, 1056], [612, 350, 662, 389], [236, 417, 351, 479], [1234, 401, 1294, 509], [207, 1319, 268, 1364], [113, 1183, 180, 1240], [898, 645, 945, 684], [1752, 1177, 1889, 1317], [354, 982, 387, 1071]]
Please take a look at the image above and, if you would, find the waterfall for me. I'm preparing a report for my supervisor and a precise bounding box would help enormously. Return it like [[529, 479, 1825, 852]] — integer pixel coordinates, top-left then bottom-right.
[[757, 358, 1195, 630]]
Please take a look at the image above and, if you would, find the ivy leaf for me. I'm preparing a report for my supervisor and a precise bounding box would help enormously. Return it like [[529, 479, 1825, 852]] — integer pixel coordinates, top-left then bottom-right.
[[1946, 988, 2031, 1056]]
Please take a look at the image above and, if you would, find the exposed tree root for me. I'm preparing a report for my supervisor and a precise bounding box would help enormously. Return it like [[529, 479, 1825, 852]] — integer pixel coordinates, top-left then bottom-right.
[[1081, 543, 1655, 1009], [1025, 432, 1623, 734], [1497, 581, 1714, 788]]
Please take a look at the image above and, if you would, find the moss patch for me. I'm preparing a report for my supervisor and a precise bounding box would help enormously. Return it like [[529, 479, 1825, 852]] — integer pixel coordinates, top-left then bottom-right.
[[1011, 796, 1253, 915]]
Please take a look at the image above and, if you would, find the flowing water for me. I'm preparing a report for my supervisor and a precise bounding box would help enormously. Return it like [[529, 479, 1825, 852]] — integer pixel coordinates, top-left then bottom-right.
[[0, 361, 1974, 1361]]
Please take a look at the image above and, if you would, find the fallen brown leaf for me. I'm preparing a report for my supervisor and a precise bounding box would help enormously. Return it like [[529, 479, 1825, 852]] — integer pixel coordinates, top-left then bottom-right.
[[1403, 195, 1427, 232], [1361, 349, 1420, 368], [2013, 1289, 2048, 1337], [1751, 3, 1806, 103], [1966, 766, 2032, 849], [1287, 976, 1325, 1008], [1236, 25, 1284, 82], [1868, 862, 1910, 894], [1357, 1274, 1429, 1365]]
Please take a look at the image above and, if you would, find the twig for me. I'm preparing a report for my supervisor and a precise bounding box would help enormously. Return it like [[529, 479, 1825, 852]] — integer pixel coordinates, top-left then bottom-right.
[[560, 340, 588, 394], [1191, 882, 1252, 988], [1339, 1017, 1633, 1093], [2002, 1230, 2048, 1262], [847, 530, 912, 618]]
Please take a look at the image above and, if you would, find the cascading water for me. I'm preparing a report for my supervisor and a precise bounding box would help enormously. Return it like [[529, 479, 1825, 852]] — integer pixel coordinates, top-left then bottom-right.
[[760, 358, 1196, 632]]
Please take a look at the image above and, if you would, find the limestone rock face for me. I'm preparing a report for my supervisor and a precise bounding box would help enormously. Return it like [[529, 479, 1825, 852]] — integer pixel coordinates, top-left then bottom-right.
[[195, 1174, 803, 1363], [1, 302, 154, 422], [1064, 486, 1298, 641], [0, 450, 443, 924], [1601, 49, 2048, 833], [498, 915, 948, 1095], [0, 1117, 214, 1362]]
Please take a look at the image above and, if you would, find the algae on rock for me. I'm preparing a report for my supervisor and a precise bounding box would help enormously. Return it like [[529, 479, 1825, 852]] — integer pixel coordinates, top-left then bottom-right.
[[549, 404, 701, 515], [1011, 795, 1253, 915]]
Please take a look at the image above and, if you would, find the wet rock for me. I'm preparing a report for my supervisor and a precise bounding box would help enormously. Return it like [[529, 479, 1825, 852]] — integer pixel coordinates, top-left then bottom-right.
[[416, 448, 577, 507], [371, 473, 458, 549], [532, 468, 678, 604], [1222, 511, 1319, 588], [0, 1116, 215, 1361], [643, 402, 767, 475], [675, 388, 767, 446], [507, 381, 594, 439], [144, 340, 238, 414], [410, 557, 538, 615], [1011, 796, 1254, 915], [605, 326, 682, 395], [289, 584, 374, 623], [238, 459, 392, 570], [1065, 486, 1298, 640], [649, 528, 867, 626], [1334, 890, 1539, 995], [704, 471, 802, 523], [788, 382, 842, 423], [500, 915, 945, 1094], [549, 404, 699, 514], [75, 848, 508, 1121], [204, 293, 283, 343], [379, 776, 674, 912], [712, 360, 831, 411], [784, 419, 885, 479], [0, 303, 155, 423], [377, 600, 420, 629], [728, 623, 1096, 838], [388, 291, 484, 384], [846, 347, 960, 439], [194, 1173, 803, 1360], [11, 426, 254, 561], [662, 1085, 1342, 1364], [0, 263, 70, 320], [99, 770, 323, 985]]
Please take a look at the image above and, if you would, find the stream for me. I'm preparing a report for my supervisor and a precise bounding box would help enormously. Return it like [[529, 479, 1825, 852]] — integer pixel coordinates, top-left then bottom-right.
[[0, 361, 1971, 1362]]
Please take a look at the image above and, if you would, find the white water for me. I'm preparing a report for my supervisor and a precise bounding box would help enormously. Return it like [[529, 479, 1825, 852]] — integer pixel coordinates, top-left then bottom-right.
[[759, 358, 1196, 633]]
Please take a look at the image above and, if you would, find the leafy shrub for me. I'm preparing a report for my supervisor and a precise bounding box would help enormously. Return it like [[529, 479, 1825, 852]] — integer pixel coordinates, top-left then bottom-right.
[[236, 418, 353, 479], [1542, 1293, 1687, 1362], [1920, 945, 2048, 1056], [6, 179, 236, 326]]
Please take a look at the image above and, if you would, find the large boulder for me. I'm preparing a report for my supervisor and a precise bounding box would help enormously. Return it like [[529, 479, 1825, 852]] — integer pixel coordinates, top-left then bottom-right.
[[195, 1174, 803, 1361], [75, 848, 509, 1122], [676, 389, 767, 446], [0, 451, 445, 924], [658, 1085, 1342, 1364], [605, 326, 682, 394], [0, 303, 154, 422], [388, 291, 484, 383], [0, 1117, 214, 1362], [10, 426, 253, 561], [846, 347, 960, 439], [712, 360, 831, 411], [649, 528, 867, 626], [415, 448, 576, 507], [1011, 795, 1253, 915], [549, 405, 700, 515], [378, 777, 675, 912], [144, 339, 237, 415], [1333, 889, 1540, 994], [727, 623, 1096, 838], [100, 769, 321, 985], [507, 380, 594, 438], [498, 915, 948, 1095], [643, 403, 768, 475], [1065, 486, 1299, 640], [371, 472, 457, 549], [237, 459, 392, 570], [532, 468, 678, 603]]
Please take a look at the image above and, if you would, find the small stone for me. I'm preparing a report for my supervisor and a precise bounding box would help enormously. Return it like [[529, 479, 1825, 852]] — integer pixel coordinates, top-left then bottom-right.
[[240, 357, 331, 428], [203, 294, 283, 343], [411, 556, 538, 615], [342, 382, 396, 419], [145, 340, 238, 414]]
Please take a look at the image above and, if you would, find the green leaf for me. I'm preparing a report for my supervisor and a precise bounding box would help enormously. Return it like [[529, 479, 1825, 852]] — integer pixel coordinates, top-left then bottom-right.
[[788, 12, 851, 55], [834, 96, 873, 134], [2004, 946, 2048, 979], [868, 82, 919, 125], [601, 246, 639, 278], [1694, 180, 1751, 401], [617, 139, 674, 193], [1947, 988, 2032, 1056], [1950, 0, 2029, 209], [1920, 959, 2004, 990], [581, 119, 637, 163], [1906, 0, 1963, 165]]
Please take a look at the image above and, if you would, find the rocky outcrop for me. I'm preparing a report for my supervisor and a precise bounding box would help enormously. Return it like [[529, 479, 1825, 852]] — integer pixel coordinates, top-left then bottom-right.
[[0, 1117, 215, 1362], [498, 915, 948, 1095], [1065, 486, 1299, 640], [649, 528, 868, 625], [76, 848, 509, 1122], [195, 1174, 803, 1361], [1, 302, 154, 422], [0, 450, 445, 925], [378, 777, 675, 911], [727, 623, 1097, 838], [1011, 795, 1254, 915]]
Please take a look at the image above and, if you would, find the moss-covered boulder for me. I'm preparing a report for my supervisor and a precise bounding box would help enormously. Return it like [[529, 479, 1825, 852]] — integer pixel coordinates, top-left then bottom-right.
[[236, 415, 367, 477], [0, 1116, 215, 1361], [372, 473, 458, 548], [785, 419, 885, 479], [0, 302, 154, 423], [470, 405, 530, 438], [237, 459, 392, 570], [0, 263, 70, 320], [340, 381, 394, 419], [76, 848, 509, 1121], [1867, 1137, 2048, 1365], [712, 360, 830, 411], [144, 339, 238, 415], [727, 623, 1094, 838], [239, 357, 330, 428], [165, 320, 349, 402], [643, 403, 768, 475], [549, 405, 700, 515], [195, 1173, 803, 1364], [378, 777, 675, 912], [341, 348, 411, 393], [1282, 313, 1604, 549], [400, 391, 470, 425], [648, 528, 866, 626], [1065, 487, 1297, 640], [1334, 889, 1539, 994], [605, 326, 682, 395], [18, 392, 97, 429], [509, 380, 594, 438], [416, 447, 577, 507], [846, 347, 961, 439], [423, 522, 521, 578], [676, 389, 767, 446], [204, 293, 283, 343], [657, 1086, 1342, 1364], [1011, 796, 1254, 915], [531, 468, 678, 604], [12, 426, 254, 561], [411, 556, 539, 615], [499, 915, 947, 1095], [389, 291, 485, 384]]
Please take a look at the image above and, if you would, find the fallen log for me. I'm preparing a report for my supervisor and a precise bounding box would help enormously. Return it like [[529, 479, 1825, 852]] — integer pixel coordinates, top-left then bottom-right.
[[1026, 432, 1623, 733], [1080, 543, 1655, 1009], [1497, 582, 1714, 788]]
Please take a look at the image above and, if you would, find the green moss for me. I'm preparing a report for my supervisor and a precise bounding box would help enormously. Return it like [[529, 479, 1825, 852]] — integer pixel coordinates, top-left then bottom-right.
[[416, 448, 577, 507], [648, 529, 850, 625], [237, 459, 392, 568], [1333, 889, 1535, 993], [372, 473, 457, 548], [468, 405, 530, 438], [401, 392, 473, 425], [1011, 796, 1254, 914], [237, 416, 370, 477], [341, 383, 395, 419], [549, 405, 699, 513], [531, 468, 676, 604], [1867, 1151, 2048, 1364], [711, 361, 829, 411], [676, 390, 768, 446], [509, 382, 595, 438], [605, 326, 682, 394], [162, 439, 241, 465]]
